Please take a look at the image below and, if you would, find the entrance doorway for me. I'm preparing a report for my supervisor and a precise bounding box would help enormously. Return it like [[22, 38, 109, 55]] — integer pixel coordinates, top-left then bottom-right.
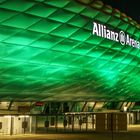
[[0, 115, 31, 135]]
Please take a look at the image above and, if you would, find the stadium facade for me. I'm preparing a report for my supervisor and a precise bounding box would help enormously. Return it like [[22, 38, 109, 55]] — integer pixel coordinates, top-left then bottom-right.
[[0, 0, 140, 135]]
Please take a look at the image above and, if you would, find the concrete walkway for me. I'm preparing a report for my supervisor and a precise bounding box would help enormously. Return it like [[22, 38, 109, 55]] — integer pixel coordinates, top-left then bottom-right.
[[0, 125, 140, 140], [0, 132, 140, 140]]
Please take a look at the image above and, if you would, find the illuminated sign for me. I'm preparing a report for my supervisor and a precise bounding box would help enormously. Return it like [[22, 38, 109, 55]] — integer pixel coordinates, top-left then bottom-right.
[[92, 22, 140, 48]]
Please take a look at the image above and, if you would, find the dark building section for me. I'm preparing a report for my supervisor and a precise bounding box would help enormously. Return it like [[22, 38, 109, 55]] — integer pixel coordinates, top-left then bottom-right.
[[0, 101, 140, 135], [101, 0, 140, 22]]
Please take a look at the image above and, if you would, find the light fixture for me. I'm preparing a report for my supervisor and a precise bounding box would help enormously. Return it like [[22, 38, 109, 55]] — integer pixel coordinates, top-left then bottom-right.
[[123, 106, 127, 112]]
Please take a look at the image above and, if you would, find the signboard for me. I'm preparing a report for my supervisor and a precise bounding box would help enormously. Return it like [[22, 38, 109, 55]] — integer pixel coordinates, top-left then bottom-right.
[[35, 102, 44, 106], [93, 22, 140, 48]]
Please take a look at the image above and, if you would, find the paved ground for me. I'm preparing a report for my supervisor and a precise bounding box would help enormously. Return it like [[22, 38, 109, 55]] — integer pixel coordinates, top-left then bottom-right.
[[1, 132, 140, 140], [0, 125, 140, 140]]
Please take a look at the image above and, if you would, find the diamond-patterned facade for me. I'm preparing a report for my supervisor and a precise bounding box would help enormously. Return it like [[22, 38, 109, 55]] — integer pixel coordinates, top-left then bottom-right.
[[0, 0, 140, 101]]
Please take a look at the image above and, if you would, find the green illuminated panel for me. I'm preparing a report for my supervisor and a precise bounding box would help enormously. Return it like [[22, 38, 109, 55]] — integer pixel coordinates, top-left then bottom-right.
[[0, 0, 140, 101]]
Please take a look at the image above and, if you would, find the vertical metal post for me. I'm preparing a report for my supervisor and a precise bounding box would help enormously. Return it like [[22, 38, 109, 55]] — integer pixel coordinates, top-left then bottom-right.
[[92, 114, 94, 131], [23, 116, 26, 134], [79, 115, 82, 131], [111, 113, 114, 140], [86, 114, 88, 131], [55, 115, 58, 132], [10, 116, 13, 135], [35, 116, 37, 134], [72, 114, 74, 132], [64, 115, 66, 132], [29, 116, 32, 134], [46, 115, 49, 132]]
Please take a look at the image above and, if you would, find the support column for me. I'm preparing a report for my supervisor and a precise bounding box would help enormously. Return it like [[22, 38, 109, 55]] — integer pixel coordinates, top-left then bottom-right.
[[10, 116, 13, 135]]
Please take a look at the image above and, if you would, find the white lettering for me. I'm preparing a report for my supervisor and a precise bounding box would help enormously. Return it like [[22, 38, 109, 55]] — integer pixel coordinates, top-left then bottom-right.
[[93, 22, 99, 36], [92, 22, 140, 49]]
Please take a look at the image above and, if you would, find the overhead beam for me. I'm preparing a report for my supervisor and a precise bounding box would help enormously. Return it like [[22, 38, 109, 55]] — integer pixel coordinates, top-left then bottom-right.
[[70, 102, 76, 112], [8, 101, 13, 111], [91, 102, 97, 112], [81, 102, 87, 112]]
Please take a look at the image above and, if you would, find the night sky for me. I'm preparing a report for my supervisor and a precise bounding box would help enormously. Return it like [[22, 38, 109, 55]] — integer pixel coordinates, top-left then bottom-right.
[[101, 0, 140, 23]]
